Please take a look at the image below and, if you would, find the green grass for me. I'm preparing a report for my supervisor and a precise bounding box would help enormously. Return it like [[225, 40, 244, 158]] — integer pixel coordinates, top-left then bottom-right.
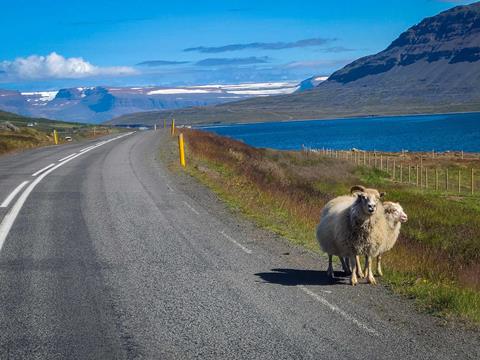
[[0, 110, 119, 154]]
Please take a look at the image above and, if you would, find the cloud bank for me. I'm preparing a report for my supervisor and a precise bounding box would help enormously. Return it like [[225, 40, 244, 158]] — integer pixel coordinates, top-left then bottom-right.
[[184, 37, 334, 53], [136, 60, 190, 66], [195, 57, 270, 66], [0, 52, 136, 80]]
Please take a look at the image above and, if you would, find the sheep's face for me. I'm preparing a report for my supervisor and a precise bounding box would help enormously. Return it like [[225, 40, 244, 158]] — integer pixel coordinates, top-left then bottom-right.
[[356, 192, 380, 216], [384, 202, 408, 223]]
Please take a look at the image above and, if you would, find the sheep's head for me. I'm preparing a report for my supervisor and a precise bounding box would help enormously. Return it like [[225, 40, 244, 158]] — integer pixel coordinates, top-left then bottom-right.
[[352, 189, 381, 216], [384, 202, 408, 223], [350, 185, 386, 200]]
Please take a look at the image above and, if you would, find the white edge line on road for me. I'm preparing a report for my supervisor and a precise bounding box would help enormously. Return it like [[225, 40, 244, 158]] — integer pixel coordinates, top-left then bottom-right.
[[298, 285, 380, 337], [219, 230, 252, 254], [183, 201, 200, 215], [0, 132, 134, 251], [58, 153, 77, 162], [0, 181, 29, 208], [32, 163, 55, 177]]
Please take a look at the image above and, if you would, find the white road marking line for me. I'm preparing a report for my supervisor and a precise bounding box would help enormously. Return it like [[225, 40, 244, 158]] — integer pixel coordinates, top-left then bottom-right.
[[79, 145, 96, 153], [219, 230, 252, 254], [0, 181, 29, 208], [0, 132, 134, 252], [32, 163, 55, 177], [183, 201, 200, 215], [58, 153, 77, 162], [298, 285, 380, 337]]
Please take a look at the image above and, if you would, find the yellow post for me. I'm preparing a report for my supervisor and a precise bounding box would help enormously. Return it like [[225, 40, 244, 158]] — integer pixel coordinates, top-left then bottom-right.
[[164, 119, 166, 128], [53, 129, 58, 145], [178, 133, 186, 167], [171, 119, 175, 136]]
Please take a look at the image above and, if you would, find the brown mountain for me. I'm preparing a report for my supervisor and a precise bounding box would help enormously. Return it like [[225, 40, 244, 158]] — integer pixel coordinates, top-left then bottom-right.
[[108, 2, 480, 126]]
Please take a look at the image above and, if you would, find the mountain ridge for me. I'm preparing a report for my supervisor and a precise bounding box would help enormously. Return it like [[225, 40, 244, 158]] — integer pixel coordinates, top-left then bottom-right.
[[108, 2, 480, 126]]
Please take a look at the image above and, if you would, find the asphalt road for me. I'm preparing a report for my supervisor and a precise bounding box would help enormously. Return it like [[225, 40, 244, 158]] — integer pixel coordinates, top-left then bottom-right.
[[0, 130, 478, 359]]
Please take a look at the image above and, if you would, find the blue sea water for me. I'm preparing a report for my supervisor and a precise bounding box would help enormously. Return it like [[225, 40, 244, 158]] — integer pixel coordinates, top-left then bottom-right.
[[199, 112, 480, 152]]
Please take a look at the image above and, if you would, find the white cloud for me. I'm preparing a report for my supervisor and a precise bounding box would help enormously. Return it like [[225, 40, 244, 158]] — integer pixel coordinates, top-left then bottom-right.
[[0, 52, 136, 80]]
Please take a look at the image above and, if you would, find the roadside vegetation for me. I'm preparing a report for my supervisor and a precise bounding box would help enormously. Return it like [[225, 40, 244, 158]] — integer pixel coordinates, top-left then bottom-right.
[[0, 110, 118, 155], [169, 129, 480, 325]]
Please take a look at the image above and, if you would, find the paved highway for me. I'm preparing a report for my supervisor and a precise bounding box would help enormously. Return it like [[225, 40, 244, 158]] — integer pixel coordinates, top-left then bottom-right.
[[0, 131, 478, 359]]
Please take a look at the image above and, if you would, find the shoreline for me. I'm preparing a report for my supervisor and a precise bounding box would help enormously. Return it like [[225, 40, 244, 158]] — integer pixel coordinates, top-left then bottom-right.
[[196, 110, 480, 128]]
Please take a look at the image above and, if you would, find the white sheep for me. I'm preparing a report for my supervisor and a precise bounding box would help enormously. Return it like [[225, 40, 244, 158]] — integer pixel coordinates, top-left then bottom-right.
[[316, 185, 387, 285], [363, 201, 407, 278]]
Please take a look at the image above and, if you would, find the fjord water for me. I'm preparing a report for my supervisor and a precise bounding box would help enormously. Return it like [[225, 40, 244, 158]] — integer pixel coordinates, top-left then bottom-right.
[[200, 112, 480, 152]]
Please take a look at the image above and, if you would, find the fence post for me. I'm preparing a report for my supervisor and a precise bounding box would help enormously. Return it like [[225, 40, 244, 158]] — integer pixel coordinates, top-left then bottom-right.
[[416, 165, 420, 187], [392, 160, 396, 181], [400, 164, 403, 183], [446, 168, 449, 192], [408, 165, 411, 184], [472, 168, 475, 195], [435, 168, 439, 191], [420, 164, 423, 188], [458, 169, 461, 194], [425, 168, 428, 189]]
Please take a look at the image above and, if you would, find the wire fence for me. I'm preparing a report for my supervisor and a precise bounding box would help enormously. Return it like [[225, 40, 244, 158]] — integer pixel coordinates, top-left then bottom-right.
[[303, 147, 480, 197]]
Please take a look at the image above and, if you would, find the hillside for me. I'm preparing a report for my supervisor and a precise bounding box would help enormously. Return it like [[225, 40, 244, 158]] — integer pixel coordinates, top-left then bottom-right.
[[108, 2, 480, 126], [0, 110, 114, 155]]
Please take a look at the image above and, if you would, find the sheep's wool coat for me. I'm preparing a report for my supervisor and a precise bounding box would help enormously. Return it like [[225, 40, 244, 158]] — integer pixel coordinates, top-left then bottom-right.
[[316, 195, 387, 258]]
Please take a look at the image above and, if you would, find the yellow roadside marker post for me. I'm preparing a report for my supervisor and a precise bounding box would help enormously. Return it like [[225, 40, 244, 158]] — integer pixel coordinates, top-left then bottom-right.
[[53, 129, 58, 145], [171, 119, 175, 136], [178, 133, 186, 167]]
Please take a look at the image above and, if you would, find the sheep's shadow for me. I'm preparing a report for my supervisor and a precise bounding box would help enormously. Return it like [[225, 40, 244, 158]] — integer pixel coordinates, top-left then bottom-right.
[[254, 268, 347, 286]]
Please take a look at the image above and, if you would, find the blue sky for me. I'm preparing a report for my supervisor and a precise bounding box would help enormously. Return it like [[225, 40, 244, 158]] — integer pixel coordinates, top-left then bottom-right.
[[0, 0, 473, 90]]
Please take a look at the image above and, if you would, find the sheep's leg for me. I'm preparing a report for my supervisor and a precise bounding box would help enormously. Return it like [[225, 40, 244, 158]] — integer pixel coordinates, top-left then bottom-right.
[[356, 256, 365, 278], [340, 256, 351, 275], [350, 256, 358, 286], [366, 255, 377, 285], [363, 255, 369, 279], [327, 254, 335, 281], [377, 255, 383, 277]]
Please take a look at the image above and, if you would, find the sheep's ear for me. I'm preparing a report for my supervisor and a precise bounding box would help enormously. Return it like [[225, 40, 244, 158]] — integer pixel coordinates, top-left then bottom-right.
[[350, 185, 366, 194], [380, 192, 386, 198]]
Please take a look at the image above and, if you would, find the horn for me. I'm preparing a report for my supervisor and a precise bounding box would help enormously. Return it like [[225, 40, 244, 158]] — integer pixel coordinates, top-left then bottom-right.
[[350, 185, 366, 194]]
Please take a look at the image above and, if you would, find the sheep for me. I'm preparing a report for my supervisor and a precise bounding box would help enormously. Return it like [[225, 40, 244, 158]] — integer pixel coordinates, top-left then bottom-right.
[[362, 201, 408, 278], [339, 185, 387, 278], [316, 185, 387, 286]]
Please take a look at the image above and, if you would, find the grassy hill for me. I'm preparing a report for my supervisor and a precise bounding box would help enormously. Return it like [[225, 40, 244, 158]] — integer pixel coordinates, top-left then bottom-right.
[[0, 110, 115, 155]]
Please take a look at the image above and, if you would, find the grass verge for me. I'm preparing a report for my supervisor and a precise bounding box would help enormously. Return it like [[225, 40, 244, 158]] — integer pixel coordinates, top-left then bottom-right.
[[169, 129, 480, 325]]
